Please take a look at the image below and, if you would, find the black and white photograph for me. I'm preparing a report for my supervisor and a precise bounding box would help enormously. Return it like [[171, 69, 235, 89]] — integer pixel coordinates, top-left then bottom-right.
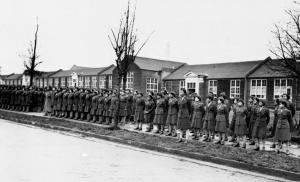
[[0, 0, 299, 181]]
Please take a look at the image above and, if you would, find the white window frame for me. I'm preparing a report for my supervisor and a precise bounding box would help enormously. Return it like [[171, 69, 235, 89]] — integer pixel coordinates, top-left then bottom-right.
[[121, 72, 134, 90], [61, 78, 66, 88], [48, 78, 53, 87], [187, 82, 196, 93], [179, 80, 185, 92], [146, 77, 158, 93], [67, 77, 72, 87], [230, 80, 241, 98], [84, 76, 90, 88], [250, 79, 267, 99], [54, 78, 59, 87], [99, 75, 106, 89], [108, 75, 112, 89], [44, 78, 47, 87], [18, 79, 22, 85], [78, 76, 83, 87], [274, 79, 292, 99], [91, 76, 97, 88], [208, 80, 217, 96], [39, 79, 43, 88]]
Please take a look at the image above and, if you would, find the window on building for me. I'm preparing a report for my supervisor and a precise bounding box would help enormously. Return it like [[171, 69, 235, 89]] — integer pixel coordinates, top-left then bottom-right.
[[67, 77, 72, 87], [84, 76, 90, 88], [40, 79, 44, 87], [54, 78, 59, 87], [146, 77, 158, 93], [187, 82, 196, 93], [44, 78, 47, 87], [250, 79, 267, 99], [274, 79, 292, 99], [108, 75, 112, 89], [208, 80, 217, 96], [99, 76, 106, 89], [78, 76, 83, 87], [230, 80, 240, 98], [61, 78, 66, 88], [91, 76, 97, 88], [48, 78, 53, 87], [14, 80, 17, 85], [179, 80, 185, 92], [120, 72, 134, 90], [18, 79, 22, 86]]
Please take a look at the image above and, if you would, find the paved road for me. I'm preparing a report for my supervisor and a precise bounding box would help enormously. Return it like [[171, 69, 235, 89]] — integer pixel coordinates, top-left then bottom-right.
[[0, 119, 291, 182]]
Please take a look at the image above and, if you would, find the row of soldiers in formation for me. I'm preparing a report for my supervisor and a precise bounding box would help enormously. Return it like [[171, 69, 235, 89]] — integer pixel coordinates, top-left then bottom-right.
[[0, 85, 45, 112], [42, 86, 297, 153], [0, 85, 297, 153]]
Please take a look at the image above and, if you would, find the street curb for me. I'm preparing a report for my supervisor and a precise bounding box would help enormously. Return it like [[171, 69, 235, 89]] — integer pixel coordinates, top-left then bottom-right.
[[0, 110, 299, 181]]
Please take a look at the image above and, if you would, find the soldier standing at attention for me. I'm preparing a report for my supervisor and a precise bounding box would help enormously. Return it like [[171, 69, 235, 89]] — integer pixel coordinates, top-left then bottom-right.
[[67, 89, 74, 119], [232, 99, 248, 148], [125, 89, 133, 123], [153, 93, 167, 134], [144, 94, 156, 132], [78, 89, 86, 120], [96, 92, 105, 124], [44, 86, 53, 116], [165, 92, 178, 137], [203, 96, 217, 142], [252, 100, 270, 151], [131, 90, 138, 123], [176, 89, 191, 143], [72, 88, 80, 120], [61, 89, 68, 118], [215, 97, 229, 145], [190, 95, 205, 140], [134, 92, 145, 130], [84, 90, 94, 122]]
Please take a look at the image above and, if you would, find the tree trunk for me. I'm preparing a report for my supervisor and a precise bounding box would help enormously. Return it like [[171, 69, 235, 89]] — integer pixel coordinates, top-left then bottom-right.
[[29, 71, 34, 86], [122, 73, 127, 91]]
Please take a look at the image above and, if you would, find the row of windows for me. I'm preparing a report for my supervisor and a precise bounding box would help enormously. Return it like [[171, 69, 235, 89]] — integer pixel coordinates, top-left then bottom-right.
[[36, 76, 112, 89], [179, 79, 292, 99]]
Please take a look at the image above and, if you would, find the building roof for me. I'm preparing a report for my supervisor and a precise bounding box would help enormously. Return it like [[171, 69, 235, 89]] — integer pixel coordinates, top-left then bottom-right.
[[134, 56, 185, 71], [5, 74, 23, 80], [36, 70, 62, 78], [0, 74, 14, 79], [50, 65, 114, 78], [163, 60, 262, 80], [70, 65, 93, 70], [100, 65, 115, 75]]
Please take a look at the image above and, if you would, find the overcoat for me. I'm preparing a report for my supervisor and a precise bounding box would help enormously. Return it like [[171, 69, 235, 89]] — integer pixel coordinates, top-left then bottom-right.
[[90, 95, 99, 115], [134, 97, 145, 122], [233, 106, 248, 136], [153, 98, 167, 125], [144, 99, 156, 123], [203, 102, 217, 131], [191, 101, 205, 129], [215, 104, 229, 133], [275, 108, 293, 141], [72, 92, 80, 112], [43, 91, 52, 112], [252, 106, 270, 139], [96, 96, 104, 116], [177, 96, 191, 130], [67, 93, 74, 111], [166, 98, 178, 125]]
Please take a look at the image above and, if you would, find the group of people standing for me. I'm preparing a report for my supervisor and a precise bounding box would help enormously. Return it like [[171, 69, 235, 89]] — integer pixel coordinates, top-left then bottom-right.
[[131, 89, 297, 153], [0, 85, 297, 154], [0, 85, 45, 112]]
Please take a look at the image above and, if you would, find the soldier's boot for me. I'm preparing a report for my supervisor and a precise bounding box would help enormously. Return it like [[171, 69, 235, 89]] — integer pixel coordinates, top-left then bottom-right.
[[80, 113, 84, 120], [86, 114, 90, 122], [98, 116, 103, 124], [69, 112, 73, 119], [92, 116, 96, 123], [75, 112, 79, 120], [26, 106, 29, 112]]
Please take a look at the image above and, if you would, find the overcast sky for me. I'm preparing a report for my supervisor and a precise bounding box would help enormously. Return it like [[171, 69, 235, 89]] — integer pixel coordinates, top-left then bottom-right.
[[0, 0, 295, 74]]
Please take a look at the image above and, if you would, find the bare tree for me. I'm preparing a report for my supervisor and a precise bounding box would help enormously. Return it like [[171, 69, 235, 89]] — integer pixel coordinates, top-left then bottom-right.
[[269, 1, 300, 77], [108, 2, 151, 129], [22, 23, 42, 86]]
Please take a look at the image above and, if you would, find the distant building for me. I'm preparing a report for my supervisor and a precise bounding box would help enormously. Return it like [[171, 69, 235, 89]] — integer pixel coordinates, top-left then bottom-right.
[[0, 74, 13, 85], [5, 74, 23, 86], [111, 56, 185, 93], [163, 57, 300, 109], [48, 64, 115, 89]]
